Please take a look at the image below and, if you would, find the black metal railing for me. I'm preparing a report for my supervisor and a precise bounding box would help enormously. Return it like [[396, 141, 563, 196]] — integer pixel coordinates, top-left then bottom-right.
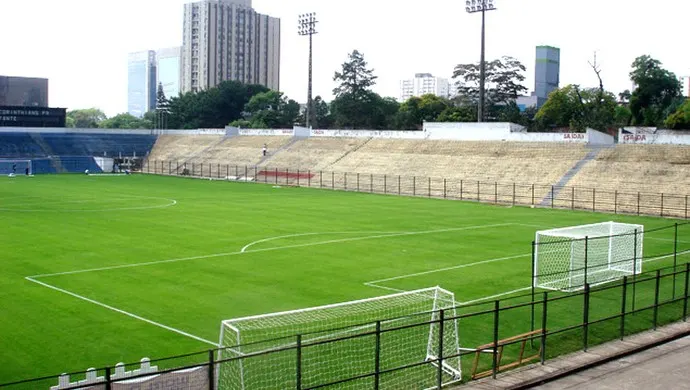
[[142, 160, 690, 219]]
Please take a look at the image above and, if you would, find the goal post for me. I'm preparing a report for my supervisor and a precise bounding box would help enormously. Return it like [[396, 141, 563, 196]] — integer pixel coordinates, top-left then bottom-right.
[[0, 159, 32, 175], [217, 287, 461, 389], [534, 222, 644, 292]]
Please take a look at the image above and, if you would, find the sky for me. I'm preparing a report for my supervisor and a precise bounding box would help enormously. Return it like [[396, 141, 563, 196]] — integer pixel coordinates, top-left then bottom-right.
[[1, 0, 689, 117]]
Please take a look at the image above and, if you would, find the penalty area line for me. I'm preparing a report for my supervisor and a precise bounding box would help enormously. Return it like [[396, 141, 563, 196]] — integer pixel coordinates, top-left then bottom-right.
[[25, 276, 217, 347]]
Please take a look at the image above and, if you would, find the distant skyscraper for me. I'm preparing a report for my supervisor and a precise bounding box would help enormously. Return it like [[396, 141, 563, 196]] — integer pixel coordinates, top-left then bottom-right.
[[128, 51, 157, 117], [399, 73, 450, 101], [180, 0, 280, 94], [156, 47, 182, 100], [535, 45, 560, 100]]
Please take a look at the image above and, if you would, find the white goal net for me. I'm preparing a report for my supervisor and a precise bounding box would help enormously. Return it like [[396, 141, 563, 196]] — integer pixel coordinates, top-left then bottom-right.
[[534, 222, 644, 292], [217, 287, 461, 389]]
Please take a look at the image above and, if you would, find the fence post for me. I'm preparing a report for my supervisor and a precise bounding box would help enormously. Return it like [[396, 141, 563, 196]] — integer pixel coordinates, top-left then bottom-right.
[[531, 241, 536, 338], [208, 349, 215, 390], [583, 283, 590, 352], [275, 168, 278, 184], [308, 171, 311, 188], [593, 188, 596, 212], [637, 192, 641, 216], [683, 263, 690, 321], [428, 177, 431, 198], [413, 176, 416, 196], [297, 169, 301, 187], [332, 172, 335, 190], [437, 309, 445, 389], [374, 321, 381, 390], [296, 334, 302, 390], [621, 276, 628, 340], [169, 160, 172, 175], [477, 180, 481, 202], [532, 184, 535, 206], [615, 190, 618, 214], [460, 180, 464, 200], [551, 185, 554, 208], [492, 300, 500, 379], [444, 179, 447, 199], [344, 172, 348, 190], [105, 366, 111, 390], [357, 173, 360, 192], [494, 182, 498, 204], [201, 163, 204, 177], [384, 175, 387, 194], [653, 270, 661, 331], [632, 229, 638, 313], [320, 171, 323, 188], [512, 183, 516, 206], [661, 193, 665, 217], [686, 195, 688, 220], [370, 174, 373, 193], [674, 223, 679, 299], [286, 169, 289, 186], [540, 292, 548, 365], [398, 175, 401, 196]]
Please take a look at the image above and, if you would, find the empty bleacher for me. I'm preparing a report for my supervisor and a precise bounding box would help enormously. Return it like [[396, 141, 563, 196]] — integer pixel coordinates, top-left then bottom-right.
[[39, 133, 157, 158], [0, 132, 46, 157]]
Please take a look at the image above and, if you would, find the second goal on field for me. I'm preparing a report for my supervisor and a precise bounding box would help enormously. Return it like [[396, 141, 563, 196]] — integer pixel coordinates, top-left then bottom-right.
[[533, 222, 644, 292]]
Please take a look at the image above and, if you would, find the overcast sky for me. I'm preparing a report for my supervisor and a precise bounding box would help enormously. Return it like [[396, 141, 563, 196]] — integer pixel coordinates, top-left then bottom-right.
[[1, 0, 688, 116]]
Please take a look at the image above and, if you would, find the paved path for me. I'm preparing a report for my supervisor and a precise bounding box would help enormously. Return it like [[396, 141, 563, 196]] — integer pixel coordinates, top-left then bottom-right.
[[534, 336, 690, 390]]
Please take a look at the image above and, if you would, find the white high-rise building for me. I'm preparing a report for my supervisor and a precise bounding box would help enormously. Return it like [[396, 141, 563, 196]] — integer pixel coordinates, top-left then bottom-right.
[[181, 0, 280, 94], [681, 76, 690, 98], [399, 73, 450, 102]]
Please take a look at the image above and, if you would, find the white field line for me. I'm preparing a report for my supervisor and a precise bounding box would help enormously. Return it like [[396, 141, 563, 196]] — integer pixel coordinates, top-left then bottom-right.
[[25, 277, 217, 346], [364, 253, 531, 286], [0, 198, 177, 213], [240, 231, 402, 252], [29, 223, 515, 279]]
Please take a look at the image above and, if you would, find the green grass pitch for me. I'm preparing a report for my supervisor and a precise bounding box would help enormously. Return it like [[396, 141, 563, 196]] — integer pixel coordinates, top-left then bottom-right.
[[1, 174, 688, 384]]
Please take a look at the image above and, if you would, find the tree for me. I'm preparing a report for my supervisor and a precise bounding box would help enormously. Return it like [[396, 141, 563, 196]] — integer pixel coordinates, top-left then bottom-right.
[[313, 96, 333, 129], [535, 84, 617, 131], [664, 99, 690, 130], [629, 55, 681, 126], [396, 94, 452, 129], [452, 56, 528, 108], [99, 113, 153, 129], [66, 108, 107, 128], [154, 83, 171, 129], [618, 90, 631, 105], [333, 50, 377, 99], [166, 81, 270, 129], [231, 90, 300, 128], [331, 50, 393, 129]]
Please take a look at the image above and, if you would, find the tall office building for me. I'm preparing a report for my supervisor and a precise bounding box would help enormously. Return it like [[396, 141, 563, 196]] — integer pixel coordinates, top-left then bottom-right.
[[156, 47, 182, 99], [127, 51, 157, 117], [0, 76, 48, 107], [180, 0, 280, 94], [399, 73, 450, 101], [535, 45, 560, 100]]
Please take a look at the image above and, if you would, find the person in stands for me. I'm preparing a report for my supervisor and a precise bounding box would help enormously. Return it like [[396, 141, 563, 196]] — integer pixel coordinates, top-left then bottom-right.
[[262, 144, 268, 157]]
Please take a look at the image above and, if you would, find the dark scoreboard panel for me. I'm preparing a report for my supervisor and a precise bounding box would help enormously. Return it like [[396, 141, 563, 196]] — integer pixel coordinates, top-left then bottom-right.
[[0, 106, 66, 127]]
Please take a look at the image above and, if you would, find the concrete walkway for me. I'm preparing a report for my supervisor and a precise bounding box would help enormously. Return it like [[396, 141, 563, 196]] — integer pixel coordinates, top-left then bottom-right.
[[457, 321, 690, 390]]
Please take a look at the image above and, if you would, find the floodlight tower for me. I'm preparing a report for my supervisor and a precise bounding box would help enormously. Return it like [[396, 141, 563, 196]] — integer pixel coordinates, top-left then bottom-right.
[[298, 13, 318, 129], [466, 0, 497, 122]]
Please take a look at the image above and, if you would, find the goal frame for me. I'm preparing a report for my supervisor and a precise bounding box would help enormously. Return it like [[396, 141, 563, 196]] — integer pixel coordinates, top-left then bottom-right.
[[533, 221, 644, 292], [217, 286, 462, 389], [0, 159, 32, 175]]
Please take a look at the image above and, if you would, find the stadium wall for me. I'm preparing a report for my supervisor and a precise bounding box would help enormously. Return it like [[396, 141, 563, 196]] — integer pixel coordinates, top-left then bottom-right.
[[619, 128, 690, 145]]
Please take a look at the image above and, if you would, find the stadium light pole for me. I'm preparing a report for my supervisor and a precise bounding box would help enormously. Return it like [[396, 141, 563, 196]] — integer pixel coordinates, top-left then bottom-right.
[[298, 13, 318, 129], [466, 0, 497, 122]]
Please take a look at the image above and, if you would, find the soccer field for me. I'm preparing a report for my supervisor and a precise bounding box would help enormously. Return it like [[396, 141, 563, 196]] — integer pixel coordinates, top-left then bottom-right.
[[1, 174, 688, 384]]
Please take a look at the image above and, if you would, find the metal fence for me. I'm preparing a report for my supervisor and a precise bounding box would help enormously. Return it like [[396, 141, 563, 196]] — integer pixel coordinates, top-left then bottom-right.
[[3, 261, 689, 390], [142, 160, 690, 219]]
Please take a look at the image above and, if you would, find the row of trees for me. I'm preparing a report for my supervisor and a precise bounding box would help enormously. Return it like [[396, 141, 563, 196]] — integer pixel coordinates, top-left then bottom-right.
[[68, 51, 689, 131]]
